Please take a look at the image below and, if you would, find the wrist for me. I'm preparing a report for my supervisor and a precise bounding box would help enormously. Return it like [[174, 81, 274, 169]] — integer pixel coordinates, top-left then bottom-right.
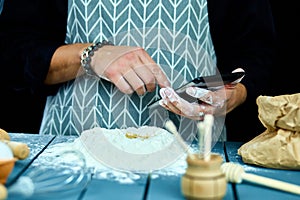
[[80, 40, 114, 77], [227, 83, 247, 113]]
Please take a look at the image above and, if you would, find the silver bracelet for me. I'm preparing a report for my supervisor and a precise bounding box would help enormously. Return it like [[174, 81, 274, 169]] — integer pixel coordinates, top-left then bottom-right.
[[80, 40, 114, 76]]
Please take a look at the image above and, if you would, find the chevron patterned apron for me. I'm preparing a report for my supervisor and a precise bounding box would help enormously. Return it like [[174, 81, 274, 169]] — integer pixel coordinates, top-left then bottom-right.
[[40, 0, 223, 141]]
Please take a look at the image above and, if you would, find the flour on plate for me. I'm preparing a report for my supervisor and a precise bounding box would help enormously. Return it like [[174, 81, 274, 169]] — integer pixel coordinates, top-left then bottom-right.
[[37, 126, 196, 183]]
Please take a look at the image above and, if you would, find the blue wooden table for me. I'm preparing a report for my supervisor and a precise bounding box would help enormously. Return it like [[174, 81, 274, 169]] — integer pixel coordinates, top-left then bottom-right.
[[4, 133, 300, 200]]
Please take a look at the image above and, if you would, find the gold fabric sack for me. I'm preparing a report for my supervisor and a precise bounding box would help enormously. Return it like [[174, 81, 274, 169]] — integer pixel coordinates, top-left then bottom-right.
[[238, 93, 300, 170]]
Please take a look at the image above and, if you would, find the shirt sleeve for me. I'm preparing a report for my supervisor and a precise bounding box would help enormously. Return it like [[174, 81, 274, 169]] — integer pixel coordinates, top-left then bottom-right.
[[0, 0, 68, 96]]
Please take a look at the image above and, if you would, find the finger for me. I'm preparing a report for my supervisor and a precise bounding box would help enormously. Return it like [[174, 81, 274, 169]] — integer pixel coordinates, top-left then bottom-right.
[[122, 69, 146, 95], [210, 89, 227, 108], [160, 87, 200, 118], [186, 87, 210, 99], [160, 87, 180, 104], [159, 87, 185, 115], [189, 86, 227, 107], [138, 50, 170, 88], [114, 75, 134, 94], [186, 87, 215, 105], [159, 90, 217, 120], [134, 64, 156, 92], [111, 50, 150, 95], [159, 99, 182, 116]]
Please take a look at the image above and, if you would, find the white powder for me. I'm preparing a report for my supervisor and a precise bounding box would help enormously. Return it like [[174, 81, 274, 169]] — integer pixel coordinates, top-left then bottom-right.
[[37, 126, 198, 184], [96, 126, 175, 154]]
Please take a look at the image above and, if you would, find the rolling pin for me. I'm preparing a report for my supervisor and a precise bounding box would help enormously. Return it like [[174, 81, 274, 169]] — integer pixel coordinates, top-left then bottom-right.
[[0, 140, 30, 160]]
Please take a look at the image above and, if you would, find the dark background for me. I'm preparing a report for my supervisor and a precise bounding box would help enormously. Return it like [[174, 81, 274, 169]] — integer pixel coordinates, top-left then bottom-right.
[[226, 1, 300, 141], [269, 1, 300, 96]]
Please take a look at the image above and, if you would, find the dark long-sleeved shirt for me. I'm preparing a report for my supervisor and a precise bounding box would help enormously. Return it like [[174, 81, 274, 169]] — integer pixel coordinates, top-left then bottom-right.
[[0, 0, 276, 141]]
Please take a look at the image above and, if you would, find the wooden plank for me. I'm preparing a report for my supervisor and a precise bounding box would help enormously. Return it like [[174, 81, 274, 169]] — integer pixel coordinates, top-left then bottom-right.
[[82, 173, 148, 200], [24, 135, 85, 200], [6, 133, 55, 186], [7, 135, 88, 200], [52, 136, 149, 200], [225, 142, 300, 200], [147, 175, 183, 200]]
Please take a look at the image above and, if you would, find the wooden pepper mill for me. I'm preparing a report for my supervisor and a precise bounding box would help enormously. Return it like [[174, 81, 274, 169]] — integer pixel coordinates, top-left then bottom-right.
[[181, 153, 227, 200]]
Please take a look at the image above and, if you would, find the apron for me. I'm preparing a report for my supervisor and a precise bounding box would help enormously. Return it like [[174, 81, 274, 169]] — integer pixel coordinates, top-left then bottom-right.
[[39, 0, 223, 141]]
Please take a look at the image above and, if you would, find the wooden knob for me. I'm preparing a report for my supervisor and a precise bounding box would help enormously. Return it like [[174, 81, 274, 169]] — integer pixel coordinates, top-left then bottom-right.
[[0, 129, 10, 141], [0, 184, 7, 200], [0, 140, 30, 160], [221, 162, 300, 195]]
